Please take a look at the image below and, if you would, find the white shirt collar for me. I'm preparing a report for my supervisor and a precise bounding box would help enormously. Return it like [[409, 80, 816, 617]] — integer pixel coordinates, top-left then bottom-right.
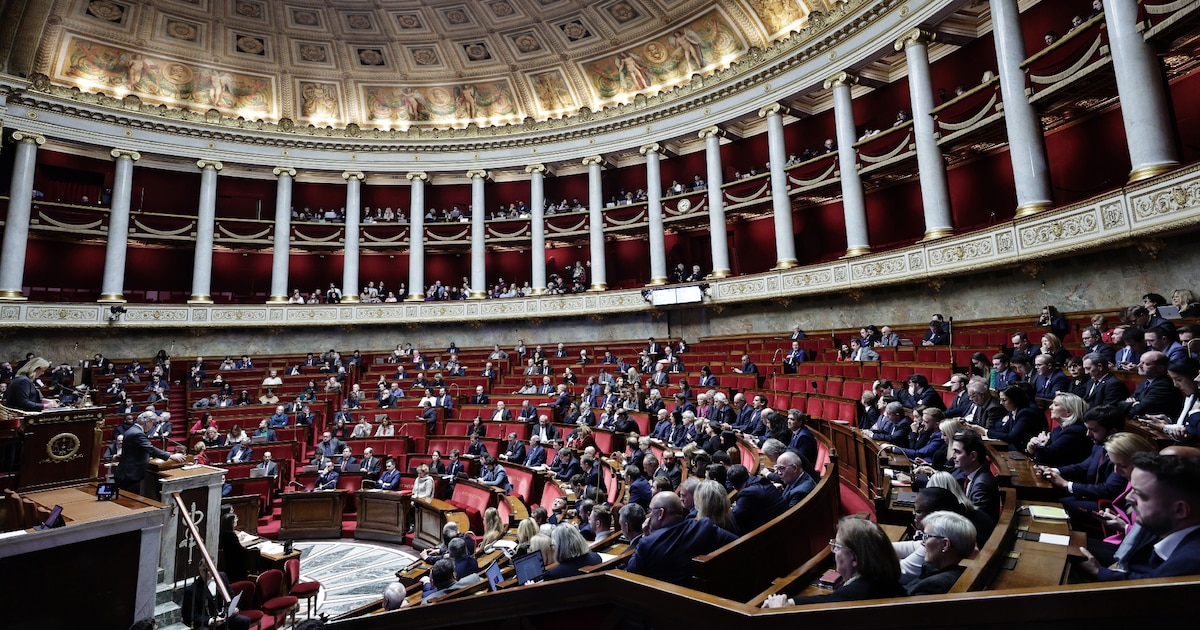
[[1153, 524, 1200, 563]]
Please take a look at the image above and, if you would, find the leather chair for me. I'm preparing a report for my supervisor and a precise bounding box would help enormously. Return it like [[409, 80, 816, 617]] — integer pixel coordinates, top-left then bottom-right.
[[284, 557, 321, 619], [254, 569, 297, 627]]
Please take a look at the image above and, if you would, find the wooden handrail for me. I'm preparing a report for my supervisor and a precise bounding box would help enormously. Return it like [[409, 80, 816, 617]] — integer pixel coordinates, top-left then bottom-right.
[[171, 491, 230, 603]]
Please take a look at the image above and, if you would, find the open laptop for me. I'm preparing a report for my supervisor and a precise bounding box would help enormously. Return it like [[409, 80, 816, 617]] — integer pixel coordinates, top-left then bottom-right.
[[250, 435, 268, 445], [485, 562, 505, 591], [248, 467, 268, 478], [512, 551, 545, 585]]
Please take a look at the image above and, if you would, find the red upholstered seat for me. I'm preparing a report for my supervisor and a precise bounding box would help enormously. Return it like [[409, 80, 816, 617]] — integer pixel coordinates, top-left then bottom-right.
[[255, 569, 298, 627], [285, 558, 322, 620], [229, 580, 266, 629]]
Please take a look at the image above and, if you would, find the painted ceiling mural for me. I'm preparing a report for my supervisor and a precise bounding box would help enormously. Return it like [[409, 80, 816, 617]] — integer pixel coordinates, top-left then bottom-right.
[[33, 0, 846, 129]]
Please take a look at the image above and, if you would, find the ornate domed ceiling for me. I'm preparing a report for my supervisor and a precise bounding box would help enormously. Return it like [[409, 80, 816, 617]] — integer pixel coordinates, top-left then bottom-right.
[[23, 0, 845, 130]]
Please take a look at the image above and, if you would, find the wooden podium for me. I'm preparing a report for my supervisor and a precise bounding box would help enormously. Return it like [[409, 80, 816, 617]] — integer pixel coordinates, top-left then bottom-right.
[[278, 489, 346, 539], [356, 490, 411, 544], [10, 406, 104, 491], [150, 463, 226, 583]]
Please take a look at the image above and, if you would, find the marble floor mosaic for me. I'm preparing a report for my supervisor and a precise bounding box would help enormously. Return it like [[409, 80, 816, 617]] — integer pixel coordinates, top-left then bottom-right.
[[291, 541, 418, 621]]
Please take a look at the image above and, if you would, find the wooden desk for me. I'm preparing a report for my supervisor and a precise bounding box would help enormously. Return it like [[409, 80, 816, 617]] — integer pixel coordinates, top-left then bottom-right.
[[411, 497, 470, 550], [990, 500, 1085, 590], [278, 489, 347, 539], [356, 490, 412, 543], [988, 445, 1058, 500]]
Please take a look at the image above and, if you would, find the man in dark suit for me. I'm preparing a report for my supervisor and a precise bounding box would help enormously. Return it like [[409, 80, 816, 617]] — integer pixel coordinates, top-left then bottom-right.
[[115, 414, 186, 493], [478, 456, 512, 494], [778, 451, 817, 507], [1118, 351, 1183, 419], [1082, 354, 1131, 409], [314, 460, 340, 491], [435, 387, 455, 411], [943, 374, 972, 418], [1032, 354, 1071, 401], [420, 401, 439, 434], [730, 464, 787, 532], [957, 381, 1007, 430], [625, 491, 737, 585], [499, 432, 526, 463], [645, 338, 663, 363], [785, 409, 819, 467], [782, 341, 807, 374], [517, 400, 538, 422], [1081, 326, 1117, 365], [466, 434, 489, 458], [951, 431, 1000, 523], [314, 431, 345, 460], [469, 386, 489, 405], [1039, 405, 1127, 522], [255, 452, 278, 478], [531, 414, 559, 445], [625, 465, 653, 509], [551, 448, 582, 481], [225, 437, 253, 464], [1081, 452, 1200, 581], [523, 435, 547, 467], [359, 447, 382, 478], [732, 355, 758, 375], [489, 401, 513, 422]]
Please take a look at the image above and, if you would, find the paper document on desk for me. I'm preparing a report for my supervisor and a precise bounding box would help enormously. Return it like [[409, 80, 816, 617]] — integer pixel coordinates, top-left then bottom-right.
[[259, 542, 285, 555], [1036, 533, 1071, 546], [1027, 505, 1070, 520]]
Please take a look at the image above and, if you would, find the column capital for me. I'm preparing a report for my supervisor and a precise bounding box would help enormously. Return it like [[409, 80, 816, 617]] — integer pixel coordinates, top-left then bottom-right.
[[342, 170, 365, 181], [272, 166, 297, 178], [894, 28, 935, 52], [698, 126, 725, 140], [524, 163, 548, 175], [822, 70, 859, 90], [757, 103, 789, 118], [11, 131, 46, 146], [581, 155, 605, 167], [110, 148, 141, 161], [639, 143, 663, 156], [406, 171, 428, 182], [465, 169, 490, 180], [196, 159, 224, 172]]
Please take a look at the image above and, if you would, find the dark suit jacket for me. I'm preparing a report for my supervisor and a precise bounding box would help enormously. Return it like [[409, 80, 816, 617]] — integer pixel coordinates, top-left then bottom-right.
[[628, 477, 652, 508], [542, 551, 603, 581], [733, 476, 788, 533], [782, 472, 817, 507], [1099, 527, 1200, 581], [1033, 372, 1071, 400], [359, 456, 382, 476], [905, 564, 966, 596], [1060, 444, 1124, 501], [114, 424, 172, 488], [1088, 343, 1118, 365], [552, 457, 582, 481], [502, 442, 527, 462], [1120, 376, 1183, 418], [470, 394, 489, 405], [987, 406, 1047, 451], [490, 409, 514, 422], [790, 576, 905, 605], [956, 467, 1001, 523], [625, 517, 738, 585], [1031, 423, 1092, 466], [421, 407, 439, 429], [944, 391, 971, 418], [788, 428, 818, 467], [1083, 375, 1130, 409], [4, 375, 43, 411], [523, 445, 547, 467]]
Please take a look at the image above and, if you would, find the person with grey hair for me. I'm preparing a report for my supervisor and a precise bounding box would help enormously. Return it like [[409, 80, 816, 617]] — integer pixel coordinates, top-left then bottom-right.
[[625, 491, 737, 585], [905, 511, 977, 595], [678, 476, 701, 517], [382, 582, 408, 611], [115, 409, 186, 493], [777, 451, 816, 507], [867, 401, 912, 444], [542, 523, 602, 580]]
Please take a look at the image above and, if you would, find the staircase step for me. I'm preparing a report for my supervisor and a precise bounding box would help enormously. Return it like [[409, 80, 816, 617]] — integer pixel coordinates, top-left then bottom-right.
[[153, 598, 183, 627], [155, 580, 178, 606]]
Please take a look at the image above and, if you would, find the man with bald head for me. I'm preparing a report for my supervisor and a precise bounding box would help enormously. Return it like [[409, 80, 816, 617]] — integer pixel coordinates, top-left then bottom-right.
[[624, 491, 738, 585], [1117, 351, 1182, 419]]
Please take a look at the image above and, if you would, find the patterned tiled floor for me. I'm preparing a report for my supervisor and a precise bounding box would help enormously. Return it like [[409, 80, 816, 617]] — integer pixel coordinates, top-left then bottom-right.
[[291, 541, 418, 621]]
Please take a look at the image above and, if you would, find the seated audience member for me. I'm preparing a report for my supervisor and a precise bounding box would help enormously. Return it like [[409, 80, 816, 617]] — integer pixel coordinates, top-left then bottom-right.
[[1027, 392, 1093, 466], [1037, 405, 1135, 519], [950, 431, 1000, 523], [992, 353, 1018, 390], [900, 374, 945, 410], [1157, 358, 1200, 443], [1032, 353, 1071, 401], [763, 517, 903, 607], [893, 487, 967, 582], [729, 464, 787, 533], [868, 401, 913, 445], [905, 511, 977, 595], [922, 320, 949, 346], [885, 407, 946, 461], [382, 583, 408, 612], [1080, 452, 1200, 581], [1082, 353, 1130, 408], [777, 451, 817, 507], [1038, 305, 1070, 340], [974, 384, 1046, 452], [1040, 333, 1073, 368], [925, 472, 995, 545], [625, 491, 738, 585], [695, 479, 739, 535], [541, 526, 603, 581], [1117, 351, 1183, 419], [184, 561, 252, 630]]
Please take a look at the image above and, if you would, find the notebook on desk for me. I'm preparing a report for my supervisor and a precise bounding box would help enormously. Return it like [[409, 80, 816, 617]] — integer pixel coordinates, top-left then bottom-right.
[[894, 490, 918, 507]]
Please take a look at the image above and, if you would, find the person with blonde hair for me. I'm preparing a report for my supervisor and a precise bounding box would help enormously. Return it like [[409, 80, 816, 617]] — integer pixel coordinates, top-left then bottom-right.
[[694, 479, 738, 535], [1040, 332, 1073, 367], [1173, 289, 1200, 318], [481, 507, 504, 548], [527, 534, 554, 571], [1028, 392, 1093, 465], [412, 463, 434, 498], [5, 357, 59, 411]]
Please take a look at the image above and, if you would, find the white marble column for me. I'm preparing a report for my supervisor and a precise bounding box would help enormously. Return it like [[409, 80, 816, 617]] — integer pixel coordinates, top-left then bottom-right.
[[1104, 0, 1179, 181], [759, 104, 799, 268], [99, 148, 141, 303], [0, 131, 45, 300], [526, 164, 548, 294], [989, 0, 1054, 216], [583, 156, 607, 291], [640, 143, 668, 286], [340, 171, 364, 303], [823, 73, 871, 257], [188, 159, 222, 304], [406, 172, 428, 301], [467, 169, 489, 299], [267, 167, 295, 303], [699, 126, 730, 278], [897, 29, 954, 240]]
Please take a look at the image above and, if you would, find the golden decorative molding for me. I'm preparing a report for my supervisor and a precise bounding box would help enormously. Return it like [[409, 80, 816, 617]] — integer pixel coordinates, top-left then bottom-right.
[[843, 245, 871, 257], [1129, 163, 1178, 184], [342, 171, 365, 181], [757, 102, 788, 118], [581, 155, 605, 167], [465, 169, 490, 180], [524, 164, 548, 175], [922, 228, 953, 241], [265, 295, 289, 304], [698, 126, 724, 140], [109, 148, 141, 161], [0, 290, 28, 301], [196, 159, 223, 171], [97, 293, 126, 303], [773, 259, 799, 270], [406, 171, 428, 182], [187, 295, 213, 305], [272, 166, 297, 178], [639, 143, 663, 156], [1015, 201, 1053, 218]]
